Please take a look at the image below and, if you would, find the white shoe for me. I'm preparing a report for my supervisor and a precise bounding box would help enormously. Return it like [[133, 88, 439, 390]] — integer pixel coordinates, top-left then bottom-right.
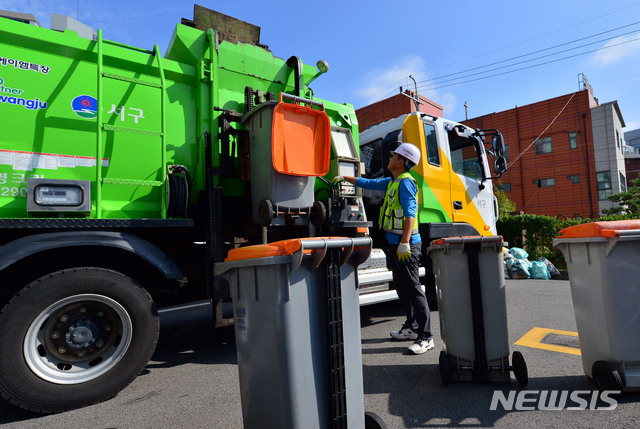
[[408, 338, 434, 355], [390, 327, 417, 341]]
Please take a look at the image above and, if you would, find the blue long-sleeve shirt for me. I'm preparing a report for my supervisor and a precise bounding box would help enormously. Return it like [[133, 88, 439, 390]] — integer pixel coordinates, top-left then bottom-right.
[[355, 177, 421, 245]]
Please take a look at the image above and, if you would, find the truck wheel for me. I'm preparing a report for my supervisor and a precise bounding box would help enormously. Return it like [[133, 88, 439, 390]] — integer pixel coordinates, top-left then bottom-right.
[[0, 268, 159, 413]]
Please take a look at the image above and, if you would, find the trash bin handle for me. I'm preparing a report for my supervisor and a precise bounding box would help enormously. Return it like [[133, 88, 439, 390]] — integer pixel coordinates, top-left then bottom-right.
[[309, 240, 328, 270], [617, 229, 640, 237], [279, 92, 325, 111], [290, 237, 372, 271]]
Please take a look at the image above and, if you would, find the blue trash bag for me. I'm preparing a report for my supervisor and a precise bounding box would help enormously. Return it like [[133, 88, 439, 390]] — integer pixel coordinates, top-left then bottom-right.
[[530, 261, 551, 280], [508, 258, 531, 279], [538, 257, 561, 278], [503, 247, 515, 260], [510, 247, 529, 260]]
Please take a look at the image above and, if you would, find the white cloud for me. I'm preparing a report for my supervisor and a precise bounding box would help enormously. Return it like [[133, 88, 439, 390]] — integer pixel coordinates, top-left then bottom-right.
[[591, 32, 640, 66], [354, 56, 461, 118], [356, 55, 426, 105], [436, 93, 459, 117]]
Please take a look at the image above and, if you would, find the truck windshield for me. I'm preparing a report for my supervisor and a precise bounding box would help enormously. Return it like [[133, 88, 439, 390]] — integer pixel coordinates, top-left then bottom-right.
[[360, 138, 384, 179]]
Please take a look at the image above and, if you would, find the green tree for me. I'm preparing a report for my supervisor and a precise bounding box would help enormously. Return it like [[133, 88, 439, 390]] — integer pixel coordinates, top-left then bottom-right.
[[603, 177, 640, 216], [495, 185, 516, 219]]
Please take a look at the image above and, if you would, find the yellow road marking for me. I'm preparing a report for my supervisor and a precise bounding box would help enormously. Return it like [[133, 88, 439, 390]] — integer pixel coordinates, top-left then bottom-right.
[[515, 327, 581, 356]]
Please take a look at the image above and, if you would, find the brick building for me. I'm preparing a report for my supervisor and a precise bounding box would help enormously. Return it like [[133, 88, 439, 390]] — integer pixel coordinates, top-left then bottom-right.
[[355, 85, 627, 219], [463, 88, 626, 218], [625, 156, 640, 183], [624, 128, 640, 183]]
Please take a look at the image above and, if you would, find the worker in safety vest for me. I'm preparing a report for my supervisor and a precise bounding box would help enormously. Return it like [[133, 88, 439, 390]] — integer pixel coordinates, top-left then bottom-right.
[[333, 142, 433, 354]]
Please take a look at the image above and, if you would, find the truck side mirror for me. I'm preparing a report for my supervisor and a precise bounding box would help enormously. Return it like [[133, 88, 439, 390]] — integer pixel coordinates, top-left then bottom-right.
[[492, 134, 505, 158], [491, 133, 507, 175], [494, 157, 507, 175]]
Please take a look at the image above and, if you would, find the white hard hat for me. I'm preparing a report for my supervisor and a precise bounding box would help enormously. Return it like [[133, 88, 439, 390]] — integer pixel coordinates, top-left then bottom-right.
[[392, 142, 421, 167]]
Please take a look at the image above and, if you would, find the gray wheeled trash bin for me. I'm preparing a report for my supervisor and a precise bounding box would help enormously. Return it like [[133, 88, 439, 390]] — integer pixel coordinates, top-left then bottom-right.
[[428, 236, 527, 386], [241, 93, 331, 227], [215, 237, 386, 429], [554, 220, 640, 392]]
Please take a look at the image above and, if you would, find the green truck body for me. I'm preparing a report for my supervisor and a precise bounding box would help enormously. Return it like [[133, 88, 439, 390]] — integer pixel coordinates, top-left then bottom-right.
[[0, 7, 364, 413]]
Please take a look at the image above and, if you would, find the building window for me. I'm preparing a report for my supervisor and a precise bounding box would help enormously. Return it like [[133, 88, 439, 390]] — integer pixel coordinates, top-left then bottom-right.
[[534, 178, 555, 187], [424, 123, 440, 166], [567, 174, 580, 184], [496, 183, 511, 191], [569, 132, 577, 149], [535, 137, 552, 154], [616, 130, 620, 149], [597, 171, 612, 200], [504, 145, 510, 160], [620, 172, 626, 192]]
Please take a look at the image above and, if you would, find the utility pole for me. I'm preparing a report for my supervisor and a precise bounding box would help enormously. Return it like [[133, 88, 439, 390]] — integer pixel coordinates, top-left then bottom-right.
[[409, 75, 420, 111], [464, 101, 469, 120]]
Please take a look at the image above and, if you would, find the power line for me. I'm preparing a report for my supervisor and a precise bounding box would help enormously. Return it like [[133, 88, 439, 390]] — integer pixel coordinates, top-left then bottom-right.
[[418, 21, 640, 85], [360, 6, 640, 106], [425, 2, 640, 72], [507, 92, 578, 169], [418, 30, 640, 91], [414, 35, 640, 93]]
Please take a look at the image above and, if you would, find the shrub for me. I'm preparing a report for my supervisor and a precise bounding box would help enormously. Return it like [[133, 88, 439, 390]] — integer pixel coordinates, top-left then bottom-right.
[[497, 213, 639, 269]]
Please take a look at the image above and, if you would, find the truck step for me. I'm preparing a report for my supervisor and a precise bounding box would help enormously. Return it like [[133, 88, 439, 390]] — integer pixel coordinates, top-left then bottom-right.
[[102, 123, 163, 137], [102, 72, 162, 88], [102, 178, 162, 186]]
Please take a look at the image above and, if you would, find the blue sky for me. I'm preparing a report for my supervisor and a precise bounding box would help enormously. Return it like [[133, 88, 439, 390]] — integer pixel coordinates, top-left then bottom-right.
[[3, 0, 640, 132]]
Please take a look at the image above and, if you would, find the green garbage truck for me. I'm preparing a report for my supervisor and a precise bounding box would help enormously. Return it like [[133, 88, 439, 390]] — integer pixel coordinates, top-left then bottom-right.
[[0, 6, 369, 413]]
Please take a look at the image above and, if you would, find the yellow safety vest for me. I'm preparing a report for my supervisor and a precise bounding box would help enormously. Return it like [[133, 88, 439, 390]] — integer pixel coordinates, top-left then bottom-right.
[[378, 172, 419, 236]]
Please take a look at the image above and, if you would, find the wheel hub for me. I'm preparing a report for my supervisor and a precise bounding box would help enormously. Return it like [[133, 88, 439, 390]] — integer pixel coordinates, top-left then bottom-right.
[[65, 320, 98, 349], [47, 306, 113, 360], [23, 293, 134, 385]]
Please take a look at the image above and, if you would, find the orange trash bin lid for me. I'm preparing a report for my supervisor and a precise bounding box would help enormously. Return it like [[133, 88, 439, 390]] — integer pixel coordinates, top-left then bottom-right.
[[271, 97, 330, 177], [557, 220, 640, 238]]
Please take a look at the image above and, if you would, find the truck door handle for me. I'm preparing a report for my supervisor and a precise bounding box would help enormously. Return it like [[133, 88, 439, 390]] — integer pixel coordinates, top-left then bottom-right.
[[453, 201, 463, 210]]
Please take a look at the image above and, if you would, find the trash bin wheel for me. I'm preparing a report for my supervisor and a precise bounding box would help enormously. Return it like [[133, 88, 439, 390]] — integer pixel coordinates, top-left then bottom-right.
[[512, 351, 528, 387], [257, 199, 274, 227], [592, 361, 624, 392], [439, 351, 451, 385], [364, 411, 388, 429], [310, 200, 326, 227]]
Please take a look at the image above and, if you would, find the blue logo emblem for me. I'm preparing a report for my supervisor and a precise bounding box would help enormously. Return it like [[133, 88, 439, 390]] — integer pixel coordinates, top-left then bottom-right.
[[72, 95, 97, 119]]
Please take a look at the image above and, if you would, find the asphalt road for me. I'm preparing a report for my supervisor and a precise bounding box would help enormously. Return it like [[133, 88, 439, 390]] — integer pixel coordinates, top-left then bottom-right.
[[1, 278, 639, 428]]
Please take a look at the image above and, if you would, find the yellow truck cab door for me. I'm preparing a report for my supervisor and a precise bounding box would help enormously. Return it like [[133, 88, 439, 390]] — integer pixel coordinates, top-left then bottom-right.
[[402, 114, 453, 225]]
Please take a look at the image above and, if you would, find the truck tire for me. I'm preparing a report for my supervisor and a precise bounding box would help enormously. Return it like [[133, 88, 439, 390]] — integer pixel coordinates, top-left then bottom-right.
[[0, 267, 159, 413]]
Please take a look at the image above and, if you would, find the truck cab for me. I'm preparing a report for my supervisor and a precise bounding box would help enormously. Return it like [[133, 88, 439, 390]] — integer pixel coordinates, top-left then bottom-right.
[[356, 112, 507, 305]]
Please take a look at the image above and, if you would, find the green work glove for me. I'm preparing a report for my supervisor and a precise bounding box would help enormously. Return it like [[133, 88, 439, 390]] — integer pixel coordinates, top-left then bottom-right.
[[397, 242, 411, 264], [331, 176, 344, 186]]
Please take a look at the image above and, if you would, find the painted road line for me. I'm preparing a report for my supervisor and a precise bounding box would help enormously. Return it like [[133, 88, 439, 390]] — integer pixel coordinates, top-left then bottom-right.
[[515, 327, 581, 356]]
